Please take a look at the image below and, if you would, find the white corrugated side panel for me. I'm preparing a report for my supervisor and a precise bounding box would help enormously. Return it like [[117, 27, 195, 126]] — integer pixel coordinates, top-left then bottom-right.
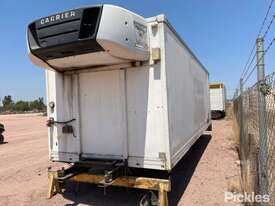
[[163, 23, 210, 168]]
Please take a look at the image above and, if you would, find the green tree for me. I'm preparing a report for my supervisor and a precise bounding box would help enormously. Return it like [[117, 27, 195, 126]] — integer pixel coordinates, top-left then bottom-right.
[[14, 101, 30, 112], [2, 95, 14, 111], [38, 97, 46, 111], [29, 97, 46, 111]]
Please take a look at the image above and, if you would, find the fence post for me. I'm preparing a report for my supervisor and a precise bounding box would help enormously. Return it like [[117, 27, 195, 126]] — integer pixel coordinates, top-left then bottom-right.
[[239, 79, 244, 162], [256, 37, 268, 203], [239, 78, 246, 183]]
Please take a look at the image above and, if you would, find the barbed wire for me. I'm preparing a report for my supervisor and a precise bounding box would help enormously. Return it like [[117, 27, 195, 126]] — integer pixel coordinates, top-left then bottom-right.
[[242, 53, 257, 79], [243, 38, 275, 84], [241, 46, 256, 78], [258, 0, 274, 37], [263, 15, 275, 39], [265, 37, 275, 53], [239, 0, 274, 84], [241, 14, 274, 80]]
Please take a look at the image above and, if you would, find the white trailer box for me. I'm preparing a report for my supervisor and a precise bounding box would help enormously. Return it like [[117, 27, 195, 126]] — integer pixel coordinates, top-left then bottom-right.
[[27, 5, 211, 171], [209, 83, 226, 119]]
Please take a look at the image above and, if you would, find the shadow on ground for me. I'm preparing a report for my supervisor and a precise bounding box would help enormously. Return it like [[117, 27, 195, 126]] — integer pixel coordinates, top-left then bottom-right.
[[61, 134, 212, 206]]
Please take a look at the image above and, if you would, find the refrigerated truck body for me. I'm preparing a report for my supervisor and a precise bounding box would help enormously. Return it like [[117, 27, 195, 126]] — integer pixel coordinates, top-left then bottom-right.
[[27, 5, 211, 171], [209, 83, 226, 119]]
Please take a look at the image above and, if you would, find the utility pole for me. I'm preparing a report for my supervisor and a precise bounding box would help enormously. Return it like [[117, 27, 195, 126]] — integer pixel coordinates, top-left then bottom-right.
[[256, 37, 268, 204]]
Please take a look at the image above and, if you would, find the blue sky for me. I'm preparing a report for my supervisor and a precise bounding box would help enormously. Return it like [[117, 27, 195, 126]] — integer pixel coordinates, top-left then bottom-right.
[[0, 0, 274, 100]]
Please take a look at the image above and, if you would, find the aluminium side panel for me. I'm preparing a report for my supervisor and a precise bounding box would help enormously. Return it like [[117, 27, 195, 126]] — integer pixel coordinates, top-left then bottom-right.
[[126, 20, 171, 170], [163, 22, 210, 168]]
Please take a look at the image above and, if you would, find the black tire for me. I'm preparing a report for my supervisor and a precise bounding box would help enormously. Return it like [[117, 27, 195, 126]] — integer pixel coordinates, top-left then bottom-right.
[[207, 124, 212, 131], [0, 123, 4, 133], [211, 111, 225, 120], [0, 135, 4, 144], [140, 191, 158, 206]]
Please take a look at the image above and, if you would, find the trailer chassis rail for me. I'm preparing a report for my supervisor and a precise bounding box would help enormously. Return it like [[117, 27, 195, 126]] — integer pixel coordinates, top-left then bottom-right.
[[48, 166, 171, 206]]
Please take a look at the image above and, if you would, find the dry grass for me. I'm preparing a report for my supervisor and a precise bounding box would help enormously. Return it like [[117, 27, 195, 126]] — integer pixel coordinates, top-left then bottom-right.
[[227, 175, 243, 194], [229, 103, 241, 153], [225, 102, 234, 120]]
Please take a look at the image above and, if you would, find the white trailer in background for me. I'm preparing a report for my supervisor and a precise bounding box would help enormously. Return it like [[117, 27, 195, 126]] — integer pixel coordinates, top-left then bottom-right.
[[27, 4, 211, 204], [209, 83, 226, 119]]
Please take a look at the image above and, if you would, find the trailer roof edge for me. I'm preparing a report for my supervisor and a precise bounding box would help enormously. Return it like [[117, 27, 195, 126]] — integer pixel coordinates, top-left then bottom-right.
[[147, 15, 209, 75]]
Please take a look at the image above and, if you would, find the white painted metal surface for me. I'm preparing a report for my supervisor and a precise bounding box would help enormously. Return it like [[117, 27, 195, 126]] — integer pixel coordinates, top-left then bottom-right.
[[28, 5, 149, 70], [97, 5, 149, 61], [209, 83, 226, 112], [32, 6, 211, 171], [163, 21, 211, 168], [79, 70, 127, 159]]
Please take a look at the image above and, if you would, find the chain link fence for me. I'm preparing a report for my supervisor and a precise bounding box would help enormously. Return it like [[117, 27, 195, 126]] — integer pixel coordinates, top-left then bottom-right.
[[233, 72, 275, 205]]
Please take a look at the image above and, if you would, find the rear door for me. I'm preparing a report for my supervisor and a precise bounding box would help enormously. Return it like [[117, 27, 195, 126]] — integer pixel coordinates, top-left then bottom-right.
[[79, 70, 127, 159]]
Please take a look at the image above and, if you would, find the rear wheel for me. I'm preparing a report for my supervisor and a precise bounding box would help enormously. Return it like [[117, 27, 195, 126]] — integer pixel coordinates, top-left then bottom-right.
[[207, 123, 212, 131], [0, 135, 4, 144], [140, 191, 158, 206], [211, 111, 225, 120]]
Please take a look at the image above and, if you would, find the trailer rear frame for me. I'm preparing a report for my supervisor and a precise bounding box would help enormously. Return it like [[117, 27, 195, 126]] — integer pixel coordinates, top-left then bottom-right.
[[48, 164, 171, 206]]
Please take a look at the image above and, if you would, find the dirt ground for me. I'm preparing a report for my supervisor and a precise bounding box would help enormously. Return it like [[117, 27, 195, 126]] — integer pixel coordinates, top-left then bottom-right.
[[0, 113, 241, 206]]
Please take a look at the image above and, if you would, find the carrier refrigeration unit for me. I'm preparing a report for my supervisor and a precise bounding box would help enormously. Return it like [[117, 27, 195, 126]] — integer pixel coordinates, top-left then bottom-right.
[[209, 83, 226, 119], [27, 4, 211, 204]]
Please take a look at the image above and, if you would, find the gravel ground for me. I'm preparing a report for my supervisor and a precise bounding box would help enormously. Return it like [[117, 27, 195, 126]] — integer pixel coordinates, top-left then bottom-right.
[[0, 114, 241, 206]]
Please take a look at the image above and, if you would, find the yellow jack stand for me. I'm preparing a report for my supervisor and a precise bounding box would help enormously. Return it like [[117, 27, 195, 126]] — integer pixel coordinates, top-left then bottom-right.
[[47, 171, 61, 199]]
